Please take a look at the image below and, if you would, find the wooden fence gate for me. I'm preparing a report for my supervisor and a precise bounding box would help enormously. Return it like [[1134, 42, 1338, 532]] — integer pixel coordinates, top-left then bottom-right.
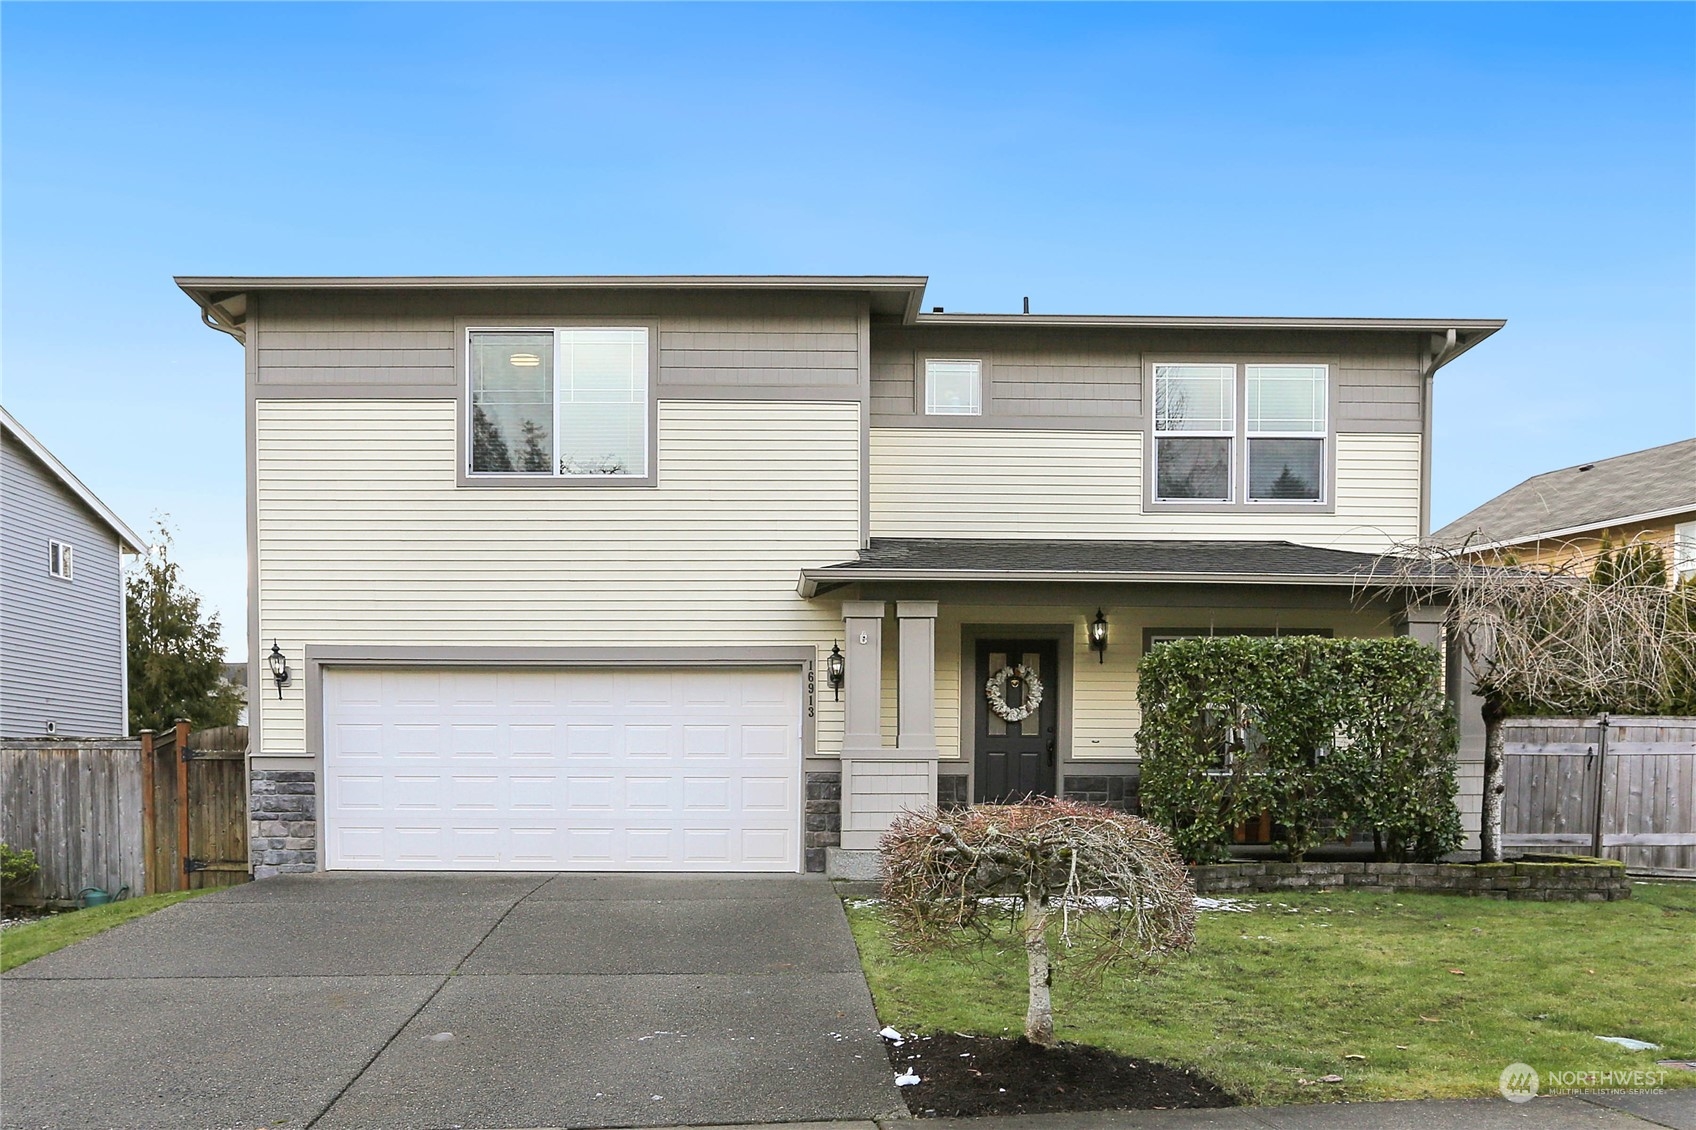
[[1502, 716, 1696, 875], [142, 722, 250, 893]]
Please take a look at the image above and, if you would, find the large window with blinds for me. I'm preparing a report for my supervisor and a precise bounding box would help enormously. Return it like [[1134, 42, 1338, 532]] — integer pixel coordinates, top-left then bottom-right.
[[1151, 362, 1329, 505], [467, 327, 651, 480]]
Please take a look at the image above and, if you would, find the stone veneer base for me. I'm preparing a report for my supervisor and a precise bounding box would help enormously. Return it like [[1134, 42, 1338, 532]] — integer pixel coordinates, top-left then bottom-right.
[[1191, 859, 1631, 901], [249, 769, 318, 878]]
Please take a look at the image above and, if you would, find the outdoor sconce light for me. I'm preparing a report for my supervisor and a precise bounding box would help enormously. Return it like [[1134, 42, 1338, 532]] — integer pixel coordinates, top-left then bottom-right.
[[267, 640, 291, 698], [1089, 609, 1109, 663], [826, 642, 846, 700]]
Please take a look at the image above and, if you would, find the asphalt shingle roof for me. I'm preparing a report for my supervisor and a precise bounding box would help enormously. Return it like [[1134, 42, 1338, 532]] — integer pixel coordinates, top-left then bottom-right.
[[812, 538, 1390, 579], [1431, 438, 1696, 548]]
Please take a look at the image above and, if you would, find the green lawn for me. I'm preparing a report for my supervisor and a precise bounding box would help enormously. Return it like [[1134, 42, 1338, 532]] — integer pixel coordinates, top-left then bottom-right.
[[848, 883, 1696, 1106], [1, 890, 213, 973]]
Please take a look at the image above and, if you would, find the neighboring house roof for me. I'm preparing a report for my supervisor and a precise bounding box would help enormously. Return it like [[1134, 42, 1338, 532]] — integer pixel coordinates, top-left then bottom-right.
[[176, 275, 1504, 366], [798, 538, 1397, 597], [1431, 437, 1696, 551], [0, 406, 144, 553]]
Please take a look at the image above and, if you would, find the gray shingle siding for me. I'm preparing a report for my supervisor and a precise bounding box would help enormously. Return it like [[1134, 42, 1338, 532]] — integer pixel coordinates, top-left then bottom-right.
[[0, 437, 127, 738]]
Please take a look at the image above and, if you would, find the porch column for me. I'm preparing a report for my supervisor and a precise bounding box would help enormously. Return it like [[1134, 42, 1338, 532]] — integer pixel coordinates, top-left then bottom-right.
[[840, 600, 886, 757], [835, 598, 937, 863], [896, 601, 939, 758], [1400, 599, 1486, 851]]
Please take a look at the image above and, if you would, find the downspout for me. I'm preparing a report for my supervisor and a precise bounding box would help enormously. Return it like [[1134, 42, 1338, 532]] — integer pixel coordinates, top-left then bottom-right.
[[1418, 328, 1459, 540], [198, 299, 246, 344]]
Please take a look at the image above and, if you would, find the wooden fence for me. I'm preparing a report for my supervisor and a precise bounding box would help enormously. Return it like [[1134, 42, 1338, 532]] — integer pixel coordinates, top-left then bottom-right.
[[1, 739, 146, 905], [143, 722, 250, 893], [1502, 716, 1696, 874]]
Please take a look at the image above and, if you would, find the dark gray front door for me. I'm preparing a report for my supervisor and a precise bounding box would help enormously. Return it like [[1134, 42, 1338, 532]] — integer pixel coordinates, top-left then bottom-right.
[[974, 639, 1059, 803]]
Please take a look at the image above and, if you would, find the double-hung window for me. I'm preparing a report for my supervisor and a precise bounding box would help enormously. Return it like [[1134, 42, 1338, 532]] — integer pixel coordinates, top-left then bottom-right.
[[467, 327, 650, 479], [1153, 364, 1234, 501], [1152, 362, 1329, 504], [1246, 364, 1326, 502], [925, 358, 983, 416]]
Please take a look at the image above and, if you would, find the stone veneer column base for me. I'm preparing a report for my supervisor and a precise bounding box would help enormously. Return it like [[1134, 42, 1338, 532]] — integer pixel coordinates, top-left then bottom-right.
[[804, 770, 842, 873], [825, 846, 883, 880], [250, 769, 318, 878]]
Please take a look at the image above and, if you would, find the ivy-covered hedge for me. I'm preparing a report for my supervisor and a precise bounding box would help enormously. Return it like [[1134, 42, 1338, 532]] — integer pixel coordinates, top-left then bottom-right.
[[1136, 636, 1462, 863]]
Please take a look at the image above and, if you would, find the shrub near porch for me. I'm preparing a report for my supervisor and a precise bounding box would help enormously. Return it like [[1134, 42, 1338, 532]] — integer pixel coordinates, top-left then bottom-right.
[[1138, 636, 1462, 863], [848, 883, 1696, 1106]]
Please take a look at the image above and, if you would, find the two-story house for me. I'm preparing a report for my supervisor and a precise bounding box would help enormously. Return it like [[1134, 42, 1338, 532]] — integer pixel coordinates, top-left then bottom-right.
[[1, 406, 143, 739], [179, 276, 1502, 878]]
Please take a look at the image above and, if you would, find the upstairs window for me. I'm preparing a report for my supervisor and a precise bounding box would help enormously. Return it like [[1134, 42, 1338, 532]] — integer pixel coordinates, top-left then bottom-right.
[[924, 358, 983, 416], [1153, 364, 1234, 501], [48, 540, 73, 580], [1152, 362, 1330, 505], [1246, 364, 1326, 502], [468, 327, 650, 478]]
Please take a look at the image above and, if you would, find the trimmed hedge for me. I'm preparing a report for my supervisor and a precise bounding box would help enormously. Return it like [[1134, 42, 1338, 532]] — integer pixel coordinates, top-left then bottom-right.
[[1137, 636, 1462, 863]]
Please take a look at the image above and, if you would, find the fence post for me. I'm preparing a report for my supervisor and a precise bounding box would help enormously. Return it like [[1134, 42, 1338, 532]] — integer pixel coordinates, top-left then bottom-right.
[[1590, 713, 1611, 858], [174, 719, 191, 891], [139, 730, 156, 895]]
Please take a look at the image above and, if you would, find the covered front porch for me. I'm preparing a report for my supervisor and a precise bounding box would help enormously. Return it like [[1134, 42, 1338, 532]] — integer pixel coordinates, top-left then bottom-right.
[[798, 539, 1461, 876]]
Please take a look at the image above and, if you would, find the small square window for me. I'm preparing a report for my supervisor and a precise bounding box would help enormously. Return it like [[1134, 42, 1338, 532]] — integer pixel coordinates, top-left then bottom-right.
[[48, 540, 73, 580], [925, 359, 982, 416]]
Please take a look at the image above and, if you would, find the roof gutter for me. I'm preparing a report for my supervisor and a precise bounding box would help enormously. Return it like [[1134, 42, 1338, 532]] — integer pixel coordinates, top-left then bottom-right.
[[1447, 504, 1696, 554]]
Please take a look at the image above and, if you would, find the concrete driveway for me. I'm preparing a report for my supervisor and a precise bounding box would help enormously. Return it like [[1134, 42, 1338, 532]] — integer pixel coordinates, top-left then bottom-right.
[[1, 873, 906, 1130]]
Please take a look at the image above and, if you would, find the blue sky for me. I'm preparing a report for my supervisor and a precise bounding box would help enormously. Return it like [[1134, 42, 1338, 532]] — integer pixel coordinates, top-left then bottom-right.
[[4, 3, 1693, 655]]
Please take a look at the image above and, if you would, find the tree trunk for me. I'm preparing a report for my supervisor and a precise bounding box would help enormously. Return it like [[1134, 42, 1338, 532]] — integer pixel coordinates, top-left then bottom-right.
[[1480, 700, 1507, 863], [1021, 885, 1055, 1046]]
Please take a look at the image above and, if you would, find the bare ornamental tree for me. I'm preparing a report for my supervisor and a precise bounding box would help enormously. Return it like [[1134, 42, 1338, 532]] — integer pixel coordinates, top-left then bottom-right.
[[1377, 541, 1696, 862], [879, 799, 1197, 1046]]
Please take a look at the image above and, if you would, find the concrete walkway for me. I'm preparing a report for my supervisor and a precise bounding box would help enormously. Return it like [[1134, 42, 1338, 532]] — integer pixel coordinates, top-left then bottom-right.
[[0, 873, 905, 1129]]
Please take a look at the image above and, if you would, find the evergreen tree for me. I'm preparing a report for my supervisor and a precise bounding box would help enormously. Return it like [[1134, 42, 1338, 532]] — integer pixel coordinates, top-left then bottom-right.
[[517, 419, 551, 473], [472, 405, 513, 472], [126, 523, 243, 734]]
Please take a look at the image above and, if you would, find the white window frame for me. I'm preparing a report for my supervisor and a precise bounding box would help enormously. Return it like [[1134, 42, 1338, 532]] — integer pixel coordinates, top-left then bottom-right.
[[48, 540, 73, 581], [1675, 520, 1696, 583], [924, 357, 984, 416], [464, 326, 652, 483], [1245, 363, 1328, 505], [1152, 363, 1236, 503]]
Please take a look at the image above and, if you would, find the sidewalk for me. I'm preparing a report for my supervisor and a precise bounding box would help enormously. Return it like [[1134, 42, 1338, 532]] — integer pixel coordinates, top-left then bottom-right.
[[651, 1092, 1696, 1130]]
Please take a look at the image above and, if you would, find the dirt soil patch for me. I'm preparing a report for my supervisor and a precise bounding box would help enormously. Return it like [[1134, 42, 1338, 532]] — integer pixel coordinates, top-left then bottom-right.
[[885, 1030, 1236, 1117]]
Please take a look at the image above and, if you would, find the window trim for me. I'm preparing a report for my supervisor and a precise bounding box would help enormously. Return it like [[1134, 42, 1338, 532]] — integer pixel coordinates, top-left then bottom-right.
[[1675, 520, 1696, 583], [456, 318, 661, 489], [1142, 357, 1338, 515], [923, 356, 984, 417], [48, 539, 73, 581], [1152, 362, 1236, 503]]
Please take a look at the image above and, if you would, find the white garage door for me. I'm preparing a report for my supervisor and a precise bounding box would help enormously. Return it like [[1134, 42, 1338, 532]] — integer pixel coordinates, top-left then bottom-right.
[[322, 666, 801, 872]]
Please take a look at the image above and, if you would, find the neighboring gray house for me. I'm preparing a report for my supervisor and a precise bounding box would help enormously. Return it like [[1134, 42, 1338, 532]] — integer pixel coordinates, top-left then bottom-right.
[[1, 407, 144, 738]]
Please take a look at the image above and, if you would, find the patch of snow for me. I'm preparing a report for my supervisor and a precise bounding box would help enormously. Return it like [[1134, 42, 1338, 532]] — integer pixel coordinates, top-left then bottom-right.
[[895, 1070, 922, 1087], [422, 1032, 455, 1042], [1597, 1036, 1661, 1052]]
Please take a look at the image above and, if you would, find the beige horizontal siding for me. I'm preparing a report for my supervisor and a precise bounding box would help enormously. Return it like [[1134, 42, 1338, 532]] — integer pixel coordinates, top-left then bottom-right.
[[869, 429, 1420, 552], [255, 399, 862, 755], [928, 604, 1398, 767]]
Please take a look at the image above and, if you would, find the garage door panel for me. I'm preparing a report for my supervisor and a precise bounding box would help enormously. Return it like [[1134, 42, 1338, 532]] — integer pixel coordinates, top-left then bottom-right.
[[325, 666, 801, 871]]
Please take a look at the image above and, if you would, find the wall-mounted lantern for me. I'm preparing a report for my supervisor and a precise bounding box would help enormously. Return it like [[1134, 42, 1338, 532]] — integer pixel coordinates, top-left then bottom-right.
[[826, 642, 846, 700], [267, 640, 292, 698], [1089, 610, 1109, 663]]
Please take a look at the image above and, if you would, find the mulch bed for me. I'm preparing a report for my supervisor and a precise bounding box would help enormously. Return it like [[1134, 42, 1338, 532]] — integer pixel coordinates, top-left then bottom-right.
[[885, 1030, 1236, 1117]]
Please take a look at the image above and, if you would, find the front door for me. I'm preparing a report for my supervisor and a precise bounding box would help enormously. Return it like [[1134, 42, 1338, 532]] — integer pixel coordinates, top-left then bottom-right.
[[974, 639, 1059, 803]]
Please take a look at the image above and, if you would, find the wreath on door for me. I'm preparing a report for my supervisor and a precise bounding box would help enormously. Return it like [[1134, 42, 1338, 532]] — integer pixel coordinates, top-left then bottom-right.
[[985, 664, 1045, 723]]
